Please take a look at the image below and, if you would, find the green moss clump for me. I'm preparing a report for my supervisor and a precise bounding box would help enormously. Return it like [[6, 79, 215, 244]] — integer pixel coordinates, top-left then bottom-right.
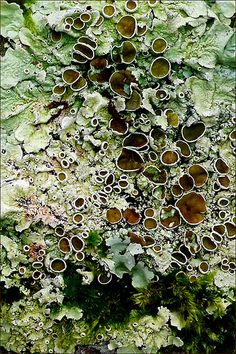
[[133, 271, 236, 354], [86, 230, 108, 257], [86, 231, 102, 249], [63, 264, 135, 329]]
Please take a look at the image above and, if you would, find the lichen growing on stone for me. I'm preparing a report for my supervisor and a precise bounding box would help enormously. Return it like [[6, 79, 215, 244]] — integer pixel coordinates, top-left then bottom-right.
[[0, 0, 235, 353]]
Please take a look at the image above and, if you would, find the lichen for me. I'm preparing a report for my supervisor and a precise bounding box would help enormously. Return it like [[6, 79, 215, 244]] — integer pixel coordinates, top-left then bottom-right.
[[1, 0, 235, 353]]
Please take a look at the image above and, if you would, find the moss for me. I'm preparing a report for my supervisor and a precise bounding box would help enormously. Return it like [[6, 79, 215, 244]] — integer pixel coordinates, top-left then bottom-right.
[[86, 231, 109, 257], [133, 272, 236, 354], [62, 265, 235, 351], [0, 218, 17, 233], [86, 230, 102, 248], [63, 264, 136, 329]]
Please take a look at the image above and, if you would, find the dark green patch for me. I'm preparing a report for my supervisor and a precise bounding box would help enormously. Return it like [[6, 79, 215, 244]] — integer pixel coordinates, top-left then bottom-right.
[[23, 7, 37, 34], [86, 230, 108, 257], [63, 263, 136, 329], [86, 230, 102, 248], [203, 0, 217, 5], [0, 217, 17, 232], [133, 271, 236, 354], [6, 0, 37, 8], [0, 283, 22, 304]]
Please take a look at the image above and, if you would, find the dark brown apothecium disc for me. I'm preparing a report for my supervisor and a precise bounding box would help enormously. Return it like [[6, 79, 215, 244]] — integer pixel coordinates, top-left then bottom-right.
[[176, 192, 206, 225], [150, 57, 171, 79], [106, 207, 122, 224], [123, 133, 148, 149], [116, 15, 136, 38], [123, 208, 141, 225], [121, 41, 136, 63], [117, 148, 144, 171], [182, 123, 205, 142], [109, 70, 133, 98], [188, 164, 208, 187]]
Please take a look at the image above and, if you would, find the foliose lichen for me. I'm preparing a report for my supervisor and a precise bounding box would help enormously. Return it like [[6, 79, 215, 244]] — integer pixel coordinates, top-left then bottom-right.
[[1, 0, 235, 353]]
